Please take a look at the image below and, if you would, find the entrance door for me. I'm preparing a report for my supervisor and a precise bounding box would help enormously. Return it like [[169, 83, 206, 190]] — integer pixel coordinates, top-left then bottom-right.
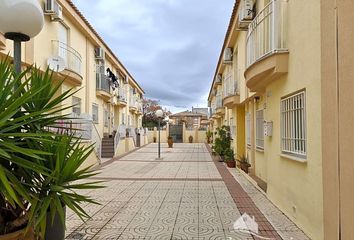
[[169, 124, 183, 143]]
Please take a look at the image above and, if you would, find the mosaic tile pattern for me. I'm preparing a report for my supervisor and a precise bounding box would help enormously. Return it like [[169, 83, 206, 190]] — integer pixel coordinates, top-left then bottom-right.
[[65, 143, 309, 240]]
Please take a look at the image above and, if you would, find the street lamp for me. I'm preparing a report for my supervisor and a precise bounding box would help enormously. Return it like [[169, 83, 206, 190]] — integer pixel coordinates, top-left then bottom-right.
[[155, 109, 163, 159], [0, 0, 44, 74]]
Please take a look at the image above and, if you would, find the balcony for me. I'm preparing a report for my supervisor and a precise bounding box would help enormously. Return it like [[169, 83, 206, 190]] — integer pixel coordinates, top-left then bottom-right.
[[215, 94, 225, 116], [129, 96, 138, 112], [117, 87, 127, 106], [96, 70, 111, 100], [52, 40, 82, 85], [245, 0, 288, 92], [223, 73, 240, 108], [0, 33, 5, 50], [137, 101, 143, 115]]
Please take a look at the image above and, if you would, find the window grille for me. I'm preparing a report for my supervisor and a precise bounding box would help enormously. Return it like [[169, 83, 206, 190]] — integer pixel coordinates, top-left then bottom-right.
[[281, 91, 306, 157]]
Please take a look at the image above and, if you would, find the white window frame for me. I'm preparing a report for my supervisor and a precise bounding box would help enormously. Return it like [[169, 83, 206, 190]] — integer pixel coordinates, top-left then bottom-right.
[[72, 96, 81, 117], [246, 112, 251, 146], [281, 91, 306, 158], [256, 109, 264, 150], [92, 104, 98, 123]]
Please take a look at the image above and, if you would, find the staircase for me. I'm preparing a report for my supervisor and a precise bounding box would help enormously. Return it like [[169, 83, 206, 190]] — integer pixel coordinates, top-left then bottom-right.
[[101, 136, 114, 158]]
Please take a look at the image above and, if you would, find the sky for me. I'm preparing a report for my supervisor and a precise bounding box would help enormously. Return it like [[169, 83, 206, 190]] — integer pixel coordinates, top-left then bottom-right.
[[72, 0, 234, 113]]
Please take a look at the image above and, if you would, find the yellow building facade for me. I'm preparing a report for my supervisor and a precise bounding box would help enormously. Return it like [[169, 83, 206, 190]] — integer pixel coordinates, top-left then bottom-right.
[[208, 0, 332, 239], [0, 0, 145, 165]]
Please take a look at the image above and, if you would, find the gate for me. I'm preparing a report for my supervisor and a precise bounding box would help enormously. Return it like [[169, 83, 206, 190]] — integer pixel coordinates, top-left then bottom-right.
[[169, 124, 183, 143]]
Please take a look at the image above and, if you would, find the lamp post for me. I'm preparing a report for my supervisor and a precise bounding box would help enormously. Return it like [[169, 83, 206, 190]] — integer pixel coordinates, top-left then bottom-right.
[[155, 109, 163, 159], [0, 0, 44, 74]]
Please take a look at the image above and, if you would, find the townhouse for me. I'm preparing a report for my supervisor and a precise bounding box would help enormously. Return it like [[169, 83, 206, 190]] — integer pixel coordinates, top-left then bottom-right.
[[0, 0, 145, 165], [208, 0, 354, 239]]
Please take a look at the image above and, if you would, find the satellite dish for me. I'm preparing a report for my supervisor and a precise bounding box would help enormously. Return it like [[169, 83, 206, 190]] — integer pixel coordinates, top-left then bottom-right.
[[47, 56, 66, 72]]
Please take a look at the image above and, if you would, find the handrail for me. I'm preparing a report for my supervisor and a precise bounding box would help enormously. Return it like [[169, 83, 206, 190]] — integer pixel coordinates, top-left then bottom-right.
[[113, 128, 120, 155], [91, 121, 102, 164], [246, 0, 288, 67], [52, 40, 82, 75]]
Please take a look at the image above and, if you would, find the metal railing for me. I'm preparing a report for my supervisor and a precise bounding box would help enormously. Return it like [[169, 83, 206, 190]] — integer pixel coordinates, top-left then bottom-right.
[[118, 87, 127, 102], [113, 128, 120, 154], [246, 0, 288, 67], [52, 40, 82, 75], [91, 122, 102, 163], [118, 124, 127, 139], [129, 96, 138, 109], [96, 71, 110, 93], [210, 102, 216, 117], [216, 94, 222, 109], [48, 115, 102, 163], [223, 72, 238, 98]]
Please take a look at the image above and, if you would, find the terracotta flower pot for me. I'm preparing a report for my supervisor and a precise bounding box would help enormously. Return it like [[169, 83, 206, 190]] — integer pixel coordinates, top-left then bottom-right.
[[240, 162, 250, 173], [0, 228, 35, 240], [168, 138, 173, 148], [226, 160, 236, 168]]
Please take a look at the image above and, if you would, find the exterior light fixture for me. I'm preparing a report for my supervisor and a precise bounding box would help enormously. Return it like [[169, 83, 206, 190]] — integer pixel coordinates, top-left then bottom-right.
[[155, 109, 164, 159], [0, 0, 44, 73]]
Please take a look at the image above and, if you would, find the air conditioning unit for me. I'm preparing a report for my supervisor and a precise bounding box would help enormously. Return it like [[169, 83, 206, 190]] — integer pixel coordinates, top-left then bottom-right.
[[215, 74, 222, 84], [44, 0, 55, 13], [95, 47, 105, 60], [223, 48, 233, 63], [123, 75, 129, 84], [238, 0, 255, 29], [44, 0, 63, 22]]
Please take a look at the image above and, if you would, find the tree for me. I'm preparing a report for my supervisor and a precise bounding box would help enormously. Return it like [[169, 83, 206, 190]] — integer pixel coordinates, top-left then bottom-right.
[[142, 98, 167, 128]]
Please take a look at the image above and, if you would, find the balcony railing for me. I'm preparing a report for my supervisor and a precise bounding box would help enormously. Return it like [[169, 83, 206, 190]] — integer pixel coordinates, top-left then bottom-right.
[[96, 65, 110, 93], [216, 94, 222, 109], [52, 40, 82, 75], [129, 96, 138, 109], [118, 87, 127, 102], [246, 0, 288, 67], [223, 72, 238, 98]]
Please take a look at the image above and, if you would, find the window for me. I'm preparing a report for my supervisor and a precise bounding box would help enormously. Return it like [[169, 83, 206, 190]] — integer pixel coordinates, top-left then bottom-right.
[[72, 97, 81, 116], [104, 110, 109, 127], [246, 113, 251, 146], [281, 91, 306, 157], [256, 109, 264, 149], [121, 113, 125, 125], [92, 104, 98, 123]]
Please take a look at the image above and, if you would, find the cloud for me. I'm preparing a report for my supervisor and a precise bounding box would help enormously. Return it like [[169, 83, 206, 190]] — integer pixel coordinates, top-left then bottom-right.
[[72, 0, 234, 113]]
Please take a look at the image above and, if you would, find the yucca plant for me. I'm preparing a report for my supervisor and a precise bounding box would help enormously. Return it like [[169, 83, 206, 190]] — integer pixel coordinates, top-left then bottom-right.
[[0, 58, 102, 238], [28, 134, 102, 239]]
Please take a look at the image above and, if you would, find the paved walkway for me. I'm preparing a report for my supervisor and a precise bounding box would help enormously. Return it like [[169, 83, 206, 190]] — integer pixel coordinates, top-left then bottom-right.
[[65, 143, 309, 240]]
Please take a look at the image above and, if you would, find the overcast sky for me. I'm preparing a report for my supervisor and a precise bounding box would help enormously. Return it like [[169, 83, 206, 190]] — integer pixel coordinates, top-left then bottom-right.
[[72, 0, 234, 113]]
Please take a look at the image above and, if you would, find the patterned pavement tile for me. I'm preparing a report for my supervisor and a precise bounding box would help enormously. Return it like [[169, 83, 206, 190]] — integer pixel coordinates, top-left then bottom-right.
[[65, 143, 309, 240]]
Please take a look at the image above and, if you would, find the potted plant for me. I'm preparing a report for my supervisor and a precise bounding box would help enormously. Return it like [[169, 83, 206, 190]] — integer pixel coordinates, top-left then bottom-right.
[[212, 126, 232, 162], [224, 148, 236, 168], [188, 135, 193, 143], [206, 130, 212, 144], [237, 154, 251, 173], [0, 60, 101, 239], [153, 136, 157, 143], [168, 136, 173, 148]]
